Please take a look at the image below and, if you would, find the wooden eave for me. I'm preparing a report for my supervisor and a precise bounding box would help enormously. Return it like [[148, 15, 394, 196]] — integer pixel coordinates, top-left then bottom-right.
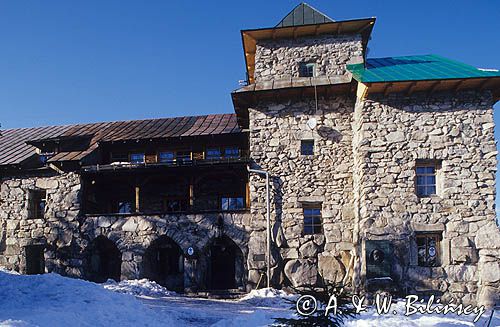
[[241, 18, 376, 84], [358, 76, 500, 101], [232, 81, 355, 128]]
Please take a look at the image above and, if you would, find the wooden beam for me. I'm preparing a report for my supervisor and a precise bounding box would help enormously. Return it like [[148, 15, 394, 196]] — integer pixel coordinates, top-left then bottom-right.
[[406, 82, 418, 96], [293, 27, 298, 39], [429, 81, 441, 95], [135, 186, 140, 213], [356, 83, 369, 100], [358, 21, 374, 34], [479, 79, 490, 91], [383, 83, 393, 96], [454, 80, 465, 93], [314, 24, 320, 36], [189, 178, 194, 207], [246, 181, 250, 209]]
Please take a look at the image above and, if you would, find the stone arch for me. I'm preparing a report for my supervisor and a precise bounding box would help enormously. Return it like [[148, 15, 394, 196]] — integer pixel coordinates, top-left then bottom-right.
[[86, 235, 122, 283], [206, 235, 245, 290], [142, 235, 184, 292]]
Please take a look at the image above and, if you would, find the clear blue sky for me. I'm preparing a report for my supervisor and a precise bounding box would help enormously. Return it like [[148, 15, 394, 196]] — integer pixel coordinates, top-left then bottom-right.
[[1, 1, 499, 210]]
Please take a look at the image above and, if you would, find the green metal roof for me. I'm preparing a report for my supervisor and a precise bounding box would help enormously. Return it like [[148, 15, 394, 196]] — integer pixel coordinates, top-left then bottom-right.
[[276, 3, 334, 27], [347, 54, 500, 83]]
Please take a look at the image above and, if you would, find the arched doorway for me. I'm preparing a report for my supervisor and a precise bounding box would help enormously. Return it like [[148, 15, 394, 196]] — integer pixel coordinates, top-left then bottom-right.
[[143, 236, 184, 292], [87, 236, 122, 283], [208, 236, 244, 290]]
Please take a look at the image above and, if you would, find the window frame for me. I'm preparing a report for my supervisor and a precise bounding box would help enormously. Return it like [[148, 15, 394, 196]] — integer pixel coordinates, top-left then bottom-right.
[[223, 146, 240, 159], [302, 203, 322, 235], [129, 153, 145, 164], [221, 196, 245, 211], [299, 62, 317, 77], [158, 151, 176, 164], [28, 189, 47, 219], [415, 160, 441, 197], [205, 147, 222, 160], [416, 232, 442, 267], [300, 140, 314, 156]]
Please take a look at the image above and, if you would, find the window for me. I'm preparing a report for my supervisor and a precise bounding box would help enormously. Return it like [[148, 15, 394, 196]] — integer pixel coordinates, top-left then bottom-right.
[[117, 201, 133, 214], [303, 204, 322, 235], [159, 151, 175, 163], [416, 161, 439, 197], [416, 233, 441, 267], [224, 147, 240, 158], [176, 151, 191, 163], [39, 153, 55, 164], [28, 190, 46, 219], [221, 197, 245, 211], [299, 62, 316, 77], [301, 140, 314, 155], [130, 153, 145, 164], [206, 148, 221, 160], [164, 199, 188, 212]]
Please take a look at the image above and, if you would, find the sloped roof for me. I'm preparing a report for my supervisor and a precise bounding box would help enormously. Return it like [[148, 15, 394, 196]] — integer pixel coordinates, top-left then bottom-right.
[[347, 54, 500, 83], [276, 3, 334, 27], [0, 114, 241, 166]]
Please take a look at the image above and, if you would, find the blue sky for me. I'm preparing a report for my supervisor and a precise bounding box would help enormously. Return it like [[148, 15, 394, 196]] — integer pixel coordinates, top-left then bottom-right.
[[0, 1, 499, 209]]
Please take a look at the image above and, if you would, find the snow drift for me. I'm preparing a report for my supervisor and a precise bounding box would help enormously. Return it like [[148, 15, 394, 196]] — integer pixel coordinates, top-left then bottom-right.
[[0, 271, 173, 327]]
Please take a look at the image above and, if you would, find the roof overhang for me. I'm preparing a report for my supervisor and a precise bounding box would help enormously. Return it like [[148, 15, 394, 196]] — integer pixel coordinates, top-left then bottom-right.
[[355, 76, 500, 101], [241, 18, 376, 84], [232, 76, 355, 127]]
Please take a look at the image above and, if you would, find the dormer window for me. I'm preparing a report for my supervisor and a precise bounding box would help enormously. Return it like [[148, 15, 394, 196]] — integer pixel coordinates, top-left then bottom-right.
[[299, 62, 316, 77]]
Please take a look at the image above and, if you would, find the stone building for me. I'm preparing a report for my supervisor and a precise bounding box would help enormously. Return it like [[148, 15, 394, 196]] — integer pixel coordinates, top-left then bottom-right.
[[1, 3, 500, 306]]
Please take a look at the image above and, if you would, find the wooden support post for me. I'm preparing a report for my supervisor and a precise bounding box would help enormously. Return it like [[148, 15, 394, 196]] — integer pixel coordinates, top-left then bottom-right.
[[189, 178, 194, 207], [246, 181, 250, 209], [135, 186, 140, 213]]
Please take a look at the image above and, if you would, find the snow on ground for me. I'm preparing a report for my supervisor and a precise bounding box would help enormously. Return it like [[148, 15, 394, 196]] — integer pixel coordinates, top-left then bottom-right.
[[103, 279, 175, 298], [0, 271, 498, 327], [0, 271, 174, 327]]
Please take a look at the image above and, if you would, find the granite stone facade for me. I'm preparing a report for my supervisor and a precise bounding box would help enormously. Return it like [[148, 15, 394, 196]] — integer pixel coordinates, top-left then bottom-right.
[[254, 34, 363, 82], [1, 7, 499, 309]]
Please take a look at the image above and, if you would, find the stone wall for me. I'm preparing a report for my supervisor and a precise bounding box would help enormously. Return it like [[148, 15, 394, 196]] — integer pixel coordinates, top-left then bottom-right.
[[0, 170, 254, 291], [0, 172, 82, 276], [253, 34, 363, 82], [247, 96, 356, 287], [81, 212, 251, 291], [352, 90, 500, 306]]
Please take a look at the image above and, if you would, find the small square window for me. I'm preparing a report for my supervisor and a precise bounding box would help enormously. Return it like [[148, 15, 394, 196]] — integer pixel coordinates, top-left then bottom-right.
[[303, 204, 322, 235], [206, 148, 221, 160], [299, 62, 316, 77], [416, 233, 441, 267], [301, 140, 314, 156], [159, 151, 175, 163], [130, 153, 145, 163], [415, 161, 440, 197]]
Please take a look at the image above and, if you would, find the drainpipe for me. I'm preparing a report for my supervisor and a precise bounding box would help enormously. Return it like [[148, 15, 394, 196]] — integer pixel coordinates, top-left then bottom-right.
[[247, 166, 271, 288]]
